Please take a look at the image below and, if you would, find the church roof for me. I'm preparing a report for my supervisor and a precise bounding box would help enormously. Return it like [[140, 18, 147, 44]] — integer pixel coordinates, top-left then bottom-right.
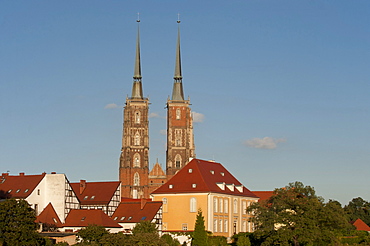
[[64, 209, 122, 228], [149, 162, 166, 178], [36, 203, 63, 227], [351, 218, 370, 231], [152, 159, 258, 198], [111, 199, 162, 223], [0, 172, 46, 199], [70, 181, 120, 205]]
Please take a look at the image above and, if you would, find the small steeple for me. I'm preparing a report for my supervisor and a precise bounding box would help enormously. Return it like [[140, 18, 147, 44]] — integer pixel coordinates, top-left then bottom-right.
[[131, 16, 143, 99], [171, 15, 184, 101]]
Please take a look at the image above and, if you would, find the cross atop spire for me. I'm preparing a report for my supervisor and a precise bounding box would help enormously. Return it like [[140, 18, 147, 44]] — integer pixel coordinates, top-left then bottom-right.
[[172, 17, 184, 101], [131, 17, 143, 99]]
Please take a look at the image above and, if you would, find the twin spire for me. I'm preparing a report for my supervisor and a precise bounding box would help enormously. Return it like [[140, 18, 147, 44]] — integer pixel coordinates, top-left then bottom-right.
[[131, 18, 185, 101]]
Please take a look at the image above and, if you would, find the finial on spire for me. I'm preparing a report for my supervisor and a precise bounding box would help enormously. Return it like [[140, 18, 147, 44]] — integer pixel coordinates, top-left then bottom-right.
[[172, 15, 184, 101], [137, 12, 140, 22], [177, 13, 181, 24], [131, 16, 143, 99]]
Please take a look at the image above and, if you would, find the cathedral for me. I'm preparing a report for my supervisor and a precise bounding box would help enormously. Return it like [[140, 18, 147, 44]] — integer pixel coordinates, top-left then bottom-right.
[[119, 20, 195, 199]]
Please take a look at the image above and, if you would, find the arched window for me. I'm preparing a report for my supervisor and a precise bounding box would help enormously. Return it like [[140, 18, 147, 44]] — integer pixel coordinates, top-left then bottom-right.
[[175, 155, 181, 168], [190, 197, 197, 212], [133, 173, 140, 186], [175, 129, 182, 146], [134, 132, 140, 145], [233, 199, 238, 214], [176, 108, 181, 120], [133, 154, 140, 167], [162, 198, 168, 204], [135, 111, 140, 124]]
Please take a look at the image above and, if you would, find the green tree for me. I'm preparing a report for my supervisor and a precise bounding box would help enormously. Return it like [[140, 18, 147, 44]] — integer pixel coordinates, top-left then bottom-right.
[[76, 224, 109, 244], [192, 209, 208, 246], [248, 181, 353, 246], [344, 197, 370, 226], [131, 220, 164, 246], [161, 234, 180, 246], [0, 199, 42, 246]]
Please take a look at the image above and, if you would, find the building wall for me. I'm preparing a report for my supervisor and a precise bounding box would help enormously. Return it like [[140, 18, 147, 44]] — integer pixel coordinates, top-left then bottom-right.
[[152, 192, 258, 238]]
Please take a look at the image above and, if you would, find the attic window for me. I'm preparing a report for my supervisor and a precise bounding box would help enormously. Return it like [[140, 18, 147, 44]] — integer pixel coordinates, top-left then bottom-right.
[[210, 170, 214, 175], [24, 189, 29, 193], [81, 217, 86, 221], [84, 196, 88, 200], [128, 216, 132, 221], [16, 189, 21, 193], [220, 172, 224, 176], [7, 189, 12, 193], [0, 179, 5, 184], [141, 216, 147, 220], [52, 218, 57, 223], [90, 196, 95, 200], [120, 217, 125, 220], [169, 184, 173, 189], [188, 169, 193, 173], [114, 216, 118, 220], [192, 184, 197, 188]]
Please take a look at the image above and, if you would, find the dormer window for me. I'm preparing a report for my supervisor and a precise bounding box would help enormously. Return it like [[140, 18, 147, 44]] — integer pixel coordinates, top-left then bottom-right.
[[84, 196, 88, 200], [169, 184, 173, 189], [188, 169, 193, 173], [120, 216, 125, 220], [220, 172, 224, 176], [192, 184, 197, 188], [7, 189, 12, 193], [210, 170, 215, 175], [16, 189, 21, 193], [90, 196, 95, 200], [81, 217, 86, 221], [128, 216, 132, 221], [114, 217, 118, 220], [24, 189, 29, 193]]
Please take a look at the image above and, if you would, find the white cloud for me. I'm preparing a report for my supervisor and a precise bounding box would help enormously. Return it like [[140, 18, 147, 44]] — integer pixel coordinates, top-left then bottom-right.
[[149, 112, 161, 118], [192, 111, 205, 123], [160, 129, 167, 136], [244, 137, 286, 150], [104, 103, 118, 109]]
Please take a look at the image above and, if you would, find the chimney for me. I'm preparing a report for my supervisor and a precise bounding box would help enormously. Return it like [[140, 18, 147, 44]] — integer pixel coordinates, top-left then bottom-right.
[[2, 173, 9, 176], [19, 172, 25, 176], [80, 180, 86, 194], [140, 197, 147, 210]]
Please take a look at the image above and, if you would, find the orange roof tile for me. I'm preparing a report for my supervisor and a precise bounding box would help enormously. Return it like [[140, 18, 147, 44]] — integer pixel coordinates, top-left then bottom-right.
[[64, 209, 121, 228], [70, 181, 120, 205], [252, 191, 274, 202], [149, 163, 166, 178], [152, 159, 258, 198], [0, 173, 45, 199], [351, 218, 370, 231], [36, 203, 63, 227], [111, 200, 162, 223]]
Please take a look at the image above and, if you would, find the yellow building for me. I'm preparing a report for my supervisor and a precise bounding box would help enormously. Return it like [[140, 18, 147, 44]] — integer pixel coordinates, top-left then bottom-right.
[[151, 159, 259, 238]]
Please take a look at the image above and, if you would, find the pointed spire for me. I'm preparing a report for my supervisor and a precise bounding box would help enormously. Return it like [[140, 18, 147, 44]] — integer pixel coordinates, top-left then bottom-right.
[[131, 16, 143, 99], [172, 15, 185, 101]]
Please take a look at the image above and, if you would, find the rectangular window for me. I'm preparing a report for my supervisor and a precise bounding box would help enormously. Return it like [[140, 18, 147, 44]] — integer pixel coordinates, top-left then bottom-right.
[[182, 223, 188, 231], [214, 198, 218, 213], [219, 219, 223, 233], [224, 199, 228, 213], [242, 201, 247, 214], [219, 198, 223, 213], [214, 219, 218, 232], [224, 219, 228, 233]]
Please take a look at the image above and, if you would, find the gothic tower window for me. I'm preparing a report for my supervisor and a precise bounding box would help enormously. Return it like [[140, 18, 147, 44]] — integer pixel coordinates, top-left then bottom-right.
[[134, 172, 140, 186], [175, 129, 182, 146], [176, 108, 181, 120], [134, 132, 140, 145], [133, 153, 140, 167], [135, 111, 140, 124], [175, 154, 181, 168]]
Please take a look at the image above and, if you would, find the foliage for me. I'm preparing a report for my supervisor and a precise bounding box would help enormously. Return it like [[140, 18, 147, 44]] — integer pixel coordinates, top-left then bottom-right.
[[0, 199, 42, 246], [132, 220, 158, 235], [247, 181, 354, 246], [208, 235, 228, 246], [192, 209, 208, 246], [99, 232, 133, 246], [76, 224, 109, 244], [344, 197, 370, 226], [161, 234, 181, 246]]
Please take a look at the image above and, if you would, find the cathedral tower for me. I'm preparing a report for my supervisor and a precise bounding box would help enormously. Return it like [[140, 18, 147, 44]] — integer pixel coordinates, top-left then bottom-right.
[[166, 20, 195, 178], [119, 20, 149, 199]]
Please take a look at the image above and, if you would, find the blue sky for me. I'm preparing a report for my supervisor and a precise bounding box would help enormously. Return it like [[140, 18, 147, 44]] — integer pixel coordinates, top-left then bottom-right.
[[1, 1, 369, 205]]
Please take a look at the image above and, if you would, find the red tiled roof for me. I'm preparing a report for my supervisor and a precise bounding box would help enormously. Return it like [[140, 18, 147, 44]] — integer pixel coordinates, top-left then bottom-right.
[[351, 218, 370, 231], [111, 200, 162, 223], [152, 159, 258, 198], [36, 203, 63, 227], [70, 181, 120, 205], [252, 191, 274, 202], [64, 209, 122, 228], [0, 173, 46, 199], [149, 163, 166, 178]]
